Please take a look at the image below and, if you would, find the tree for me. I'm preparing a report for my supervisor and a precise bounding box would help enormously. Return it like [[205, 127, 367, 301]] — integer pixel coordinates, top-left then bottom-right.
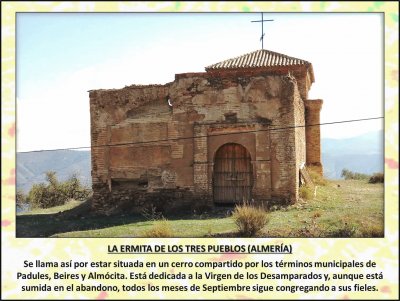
[[16, 189, 27, 210], [27, 171, 91, 208]]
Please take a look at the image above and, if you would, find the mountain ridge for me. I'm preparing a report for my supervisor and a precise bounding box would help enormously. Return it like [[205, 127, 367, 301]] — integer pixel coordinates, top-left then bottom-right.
[[321, 130, 383, 178], [16, 130, 384, 192]]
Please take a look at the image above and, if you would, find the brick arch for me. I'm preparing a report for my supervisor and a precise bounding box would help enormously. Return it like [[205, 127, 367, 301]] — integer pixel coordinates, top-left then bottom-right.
[[208, 134, 256, 165]]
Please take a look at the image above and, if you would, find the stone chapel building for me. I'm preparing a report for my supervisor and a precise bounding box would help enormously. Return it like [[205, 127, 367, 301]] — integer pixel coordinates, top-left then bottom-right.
[[89, 49, 323, 214]]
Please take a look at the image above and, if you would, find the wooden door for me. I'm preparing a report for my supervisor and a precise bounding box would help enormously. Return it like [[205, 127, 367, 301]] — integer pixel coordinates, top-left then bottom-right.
[[213, 143, 253, 204]]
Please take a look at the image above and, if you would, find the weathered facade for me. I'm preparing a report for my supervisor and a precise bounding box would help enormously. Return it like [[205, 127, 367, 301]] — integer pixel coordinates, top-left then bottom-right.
[[89, 49, 323, 214]]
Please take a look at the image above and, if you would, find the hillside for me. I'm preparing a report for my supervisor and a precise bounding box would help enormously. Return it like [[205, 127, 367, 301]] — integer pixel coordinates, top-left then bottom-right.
[[17, 150, 91, 193], [16, 179, 384, 238], [321, 130, 383, 178], [16, 131, 384, 192]]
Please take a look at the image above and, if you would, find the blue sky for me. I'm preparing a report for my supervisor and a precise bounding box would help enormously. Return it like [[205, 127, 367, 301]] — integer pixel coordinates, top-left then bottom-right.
[[16, 13, 383, 151]]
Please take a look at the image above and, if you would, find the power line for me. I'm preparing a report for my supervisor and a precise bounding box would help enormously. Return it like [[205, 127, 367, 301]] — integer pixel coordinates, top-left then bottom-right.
[[17, 116, 383, 154]]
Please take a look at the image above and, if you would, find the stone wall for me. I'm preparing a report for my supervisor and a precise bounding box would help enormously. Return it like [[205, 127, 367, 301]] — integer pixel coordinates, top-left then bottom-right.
[[89, 85, 171, 213], [90, 71, 312, 213]]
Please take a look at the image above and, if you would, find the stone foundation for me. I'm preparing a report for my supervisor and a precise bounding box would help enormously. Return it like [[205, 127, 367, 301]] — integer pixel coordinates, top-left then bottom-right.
[[91, 183, 210, 216]]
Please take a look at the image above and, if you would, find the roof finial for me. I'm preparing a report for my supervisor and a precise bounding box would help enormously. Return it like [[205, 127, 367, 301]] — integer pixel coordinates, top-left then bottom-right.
[[251, 13, 274, 50]]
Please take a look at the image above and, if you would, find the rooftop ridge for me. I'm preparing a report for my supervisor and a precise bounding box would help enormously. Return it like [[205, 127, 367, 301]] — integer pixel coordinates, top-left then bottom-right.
[[205, 49, 311, 71]]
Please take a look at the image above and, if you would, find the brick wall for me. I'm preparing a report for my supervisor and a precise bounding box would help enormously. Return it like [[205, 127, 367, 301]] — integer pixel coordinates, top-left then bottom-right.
[[89, 70, 315, 213], [293, 78, 307, 199], [268, 75, 299, 204], [305, 99, 323, 175]]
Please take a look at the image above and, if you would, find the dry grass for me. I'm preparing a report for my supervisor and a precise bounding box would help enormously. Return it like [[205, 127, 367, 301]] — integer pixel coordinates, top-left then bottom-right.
[[359, 223, 384, 237], [308, 167, 328, 186], [299, 186, 313, 200], [142, 218, 174, 237], [263, 179, 383, 238], [327, 220, 357, 237], [232, 202, 269, 237], [18, 180, 383, 238]]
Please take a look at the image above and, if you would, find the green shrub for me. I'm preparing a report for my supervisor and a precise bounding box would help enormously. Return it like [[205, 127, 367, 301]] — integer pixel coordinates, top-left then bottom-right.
[[27, 171, 91, 209], [143, 219, 174, 237], [28, 182, 62, 208], [299, 186, 313, 200], [16, 189, 27, 209], [368, 173, 384, 184], [62, 173, 92, 201], [341, 169, 369, 181], [232, 202, 268, 237], [141, 204, 163, 221]]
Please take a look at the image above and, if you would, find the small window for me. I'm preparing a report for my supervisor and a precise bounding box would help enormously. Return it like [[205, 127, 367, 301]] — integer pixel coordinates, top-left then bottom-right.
[[224, 112, 237, 122]]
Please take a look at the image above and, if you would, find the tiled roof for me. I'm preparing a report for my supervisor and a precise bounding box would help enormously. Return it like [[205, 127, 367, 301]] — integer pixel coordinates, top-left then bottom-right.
[[205, 49, 311, 71]]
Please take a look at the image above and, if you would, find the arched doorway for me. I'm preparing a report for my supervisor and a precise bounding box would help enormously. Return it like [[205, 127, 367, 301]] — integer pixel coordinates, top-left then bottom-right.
[[213, 143, 253, 204]]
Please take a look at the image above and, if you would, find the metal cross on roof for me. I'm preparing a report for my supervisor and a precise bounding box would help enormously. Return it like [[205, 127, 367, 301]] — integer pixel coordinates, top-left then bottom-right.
[[251, 13, 274, 50]]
